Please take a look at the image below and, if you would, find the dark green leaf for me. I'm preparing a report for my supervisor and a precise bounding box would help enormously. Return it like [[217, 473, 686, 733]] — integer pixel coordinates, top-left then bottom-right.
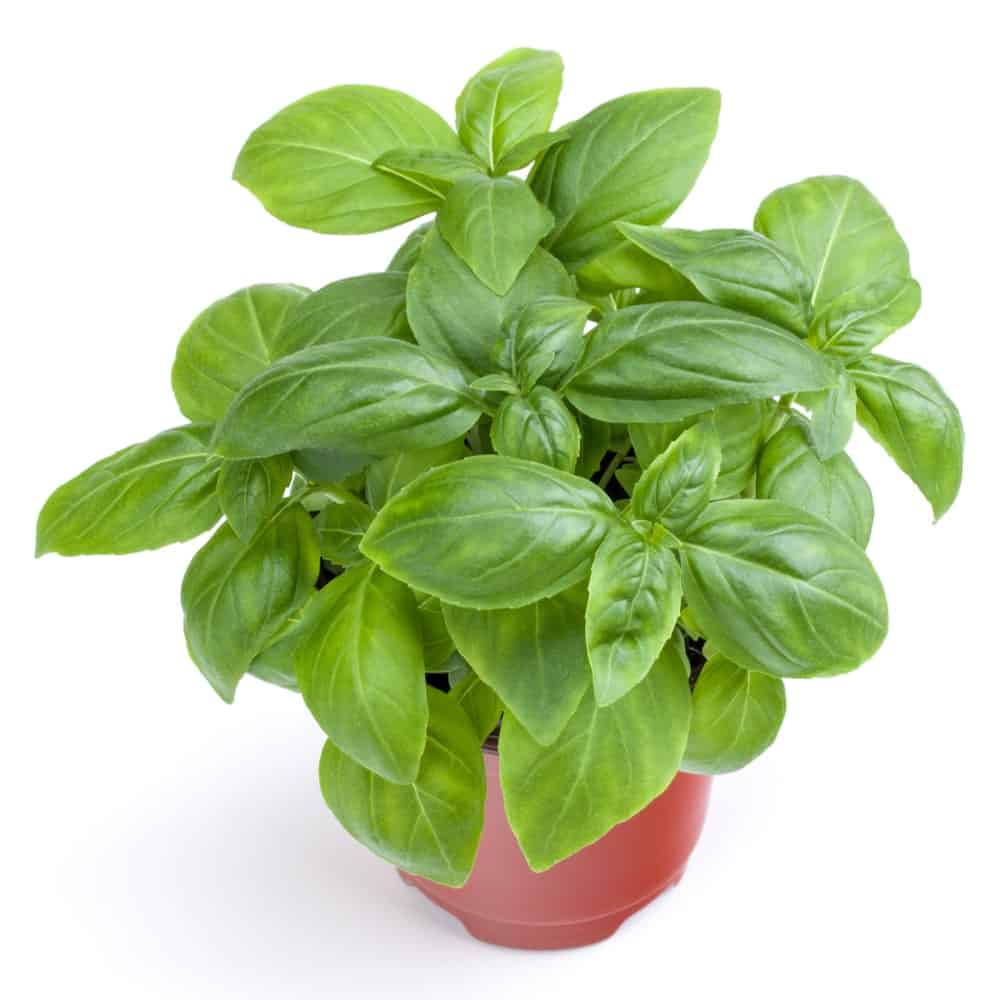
[[233, 85, 461, 234], [494, 296, 591, 390], [319, 688, 485, 886], [297, 564, 427, 782], [388, 222, 432, 272], [361, 455, 616, 608], [37, 424, 222, 557], [218, 455, 293, 542], [292, 448, 374, 485], [804, 370, 857, 460], [365, 438, 465, 510], [314, 495, 374, 566], [491, 387, 581, 471], [450, 673, 503, 745], [373, 147, 482, 199], [575, 413, 611, 478]]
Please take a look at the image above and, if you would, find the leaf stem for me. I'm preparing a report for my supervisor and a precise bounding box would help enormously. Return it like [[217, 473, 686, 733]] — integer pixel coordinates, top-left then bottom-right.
[[597, 449, 628, 490]]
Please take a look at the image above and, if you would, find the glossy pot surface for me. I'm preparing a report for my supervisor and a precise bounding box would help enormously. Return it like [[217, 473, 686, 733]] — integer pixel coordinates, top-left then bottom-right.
[[400, 748, 712, 949]]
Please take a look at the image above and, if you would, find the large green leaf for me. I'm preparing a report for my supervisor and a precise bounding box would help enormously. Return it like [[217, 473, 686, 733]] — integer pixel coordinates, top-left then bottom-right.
[[217, 455, 293, 542], [803, 369, 857, 460], [565, 302, 837, 423], [629, 401, 766, 499], [491, 387, 581, 472], [361, 455, 616, 608], [437, 174, 554, 294], [213, 338, 483, 459], [631, 421, 720, 533], [754, 175, 911, 321], [456, 48, 563, 171], [442, 585, 591, 745], [500, 638, 691, 871], [683, 655, 786, 774], [586, 523, 682, 706], [757, 420, 874, 548], [296, 564, 428, 783], [233, 85, 461, 234], [181, 506, 319, 702], [849, 354, 964, 519], [365, 438, 466, 510], [681, 500, 888, 678], [319, 688, 485, 886], [618, 225, 813, 334], [407, 225, 573, 376], [530, 89, 720, 269], [172, 284, 309, 423], [36, 424, 222, 557], [273, 274, 409, 358]]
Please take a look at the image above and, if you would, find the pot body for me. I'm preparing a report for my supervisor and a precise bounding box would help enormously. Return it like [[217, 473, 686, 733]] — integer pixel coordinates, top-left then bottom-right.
[[400, 749, 712, 949]]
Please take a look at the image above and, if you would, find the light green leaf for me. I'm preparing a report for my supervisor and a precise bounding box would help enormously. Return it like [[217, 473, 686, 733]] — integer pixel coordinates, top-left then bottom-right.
[[297, 564, 428, 783], [365, 438, 465, 510], [407, 225, 573, 376], [218, 455, 293, 542], [247, 595, 316, 691], [491, 386, 581, 472], [631, 421, 720, 533], [804, 369, 857, 460], [388, 222, 432, 272], [450, 673, 503, 745], [849, 354, 964, 519], [456, 48, 563, 171], [500, 638, 691, 871], [576, 239, 701, 298], [181, 506, 319, 702], [494, 295, 591, 390], [233, 85, 462, 234], [530, 89, 720, 269], [319, 688, 485, 886], [437, 174, 554, 294], [314, 495, 373, 566], [683, 655, 786, 774], [442, 585, 590, 745], [274, 273, 409, 358], [213, 338, 483, 459], [468, 373, 519, 394], [37, 424, 222, 557], [586, 523, 682, 706], [172, 284, 309, 423], [618, 225, 812, 334], [494, 128, 571, 175], [372, 147, 482, 199], [361, 455, 616, 609], [681, 500, 888, 677], [566, 302, 837, 423], [757, 419, 874, 548]]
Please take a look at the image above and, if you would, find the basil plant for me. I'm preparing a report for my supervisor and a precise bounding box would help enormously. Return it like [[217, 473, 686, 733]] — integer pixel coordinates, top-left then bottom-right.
[[37, 49, 964, 884]]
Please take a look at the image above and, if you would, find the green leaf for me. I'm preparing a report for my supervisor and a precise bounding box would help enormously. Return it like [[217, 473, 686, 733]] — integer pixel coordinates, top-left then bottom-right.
[[631, 421, 721, 533], [450, 673, 503, 744], [37, 424, 223, 557], [437, 174, 554, 295], [629, 401, 766, 499], [233, 85, 462, 234], [813, 276, 922, 362], [442, 585, 590, 745], [388, 222, 432, 272], [314, 495, 374, 566], [530, 89, 720, 269], [491, 387, 581, 472], [218, 455, 293, 542], [493, 128, 571, 175], [850, 354, 964, 519], [494, 296, 591, 390], [566, 302, 837, 423], [274, 274, 409, 358], [575, 413, 612, 478], [407, 225, 573, 376], [181, 506, 319, 702], [456, 48, 563, 171], [683, 655, 786, 774], [757, 419, 874, 548], [296, 564, 428, 783], [319, 688, 485, 886], [576, 240, 701, 298], [681, 500, 888, 677], [754, 175, 912, 320], [247, 595, 315, 691], [372, 147, 482, 199], [416, 592, 456, 672], [586, 523, 682, 706], [365, 438, 465, 510], [292, 448, 374, 485], [172, 284, 309, 423], [804, 369, 857, 460], [618, 225, 812, 335], [500, 638, 691, 871], [213, 338, 483, 459], [361, 455, 616, 609], [468, 373, 519, 394]]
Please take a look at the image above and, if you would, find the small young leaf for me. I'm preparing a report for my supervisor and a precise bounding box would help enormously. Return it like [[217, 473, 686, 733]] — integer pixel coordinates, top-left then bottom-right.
[[804, 369, 857, 460], [450, 674, 503, 745], [314, 495, 374, 566], [372, 147, 482, 199], [218, 455, 293, 542], [491, 386, 581, 472], [494, 295, 591, 390], [493, 128, 571, 175], [468, 373, 520, 394]]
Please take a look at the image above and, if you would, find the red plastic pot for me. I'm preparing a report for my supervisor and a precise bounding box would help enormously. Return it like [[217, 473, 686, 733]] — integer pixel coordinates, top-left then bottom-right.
[[400, 744, 712, 949]]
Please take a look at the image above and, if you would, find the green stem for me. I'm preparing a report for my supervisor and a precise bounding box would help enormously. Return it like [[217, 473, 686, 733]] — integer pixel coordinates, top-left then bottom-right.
[[597, 449, 628, 490]]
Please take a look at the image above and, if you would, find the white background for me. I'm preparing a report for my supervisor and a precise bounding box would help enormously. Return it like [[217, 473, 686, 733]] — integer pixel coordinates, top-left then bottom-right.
[[4, 2, 998, 997]]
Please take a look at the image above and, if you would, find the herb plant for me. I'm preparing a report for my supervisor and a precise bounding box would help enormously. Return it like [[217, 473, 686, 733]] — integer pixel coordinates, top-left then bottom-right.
[[37, 49, 964, 885]]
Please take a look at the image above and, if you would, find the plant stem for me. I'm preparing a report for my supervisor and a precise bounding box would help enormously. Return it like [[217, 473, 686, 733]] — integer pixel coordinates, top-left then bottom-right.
[[597, 449, 628, 490]]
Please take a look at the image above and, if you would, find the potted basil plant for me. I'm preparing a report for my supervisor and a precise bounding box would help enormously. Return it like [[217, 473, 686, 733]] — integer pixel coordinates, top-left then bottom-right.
[[36, 48, 964, 949]]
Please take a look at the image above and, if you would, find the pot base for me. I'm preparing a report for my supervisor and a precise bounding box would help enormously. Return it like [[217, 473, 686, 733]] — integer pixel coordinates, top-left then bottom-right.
[[400, 866, 686, 949]]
